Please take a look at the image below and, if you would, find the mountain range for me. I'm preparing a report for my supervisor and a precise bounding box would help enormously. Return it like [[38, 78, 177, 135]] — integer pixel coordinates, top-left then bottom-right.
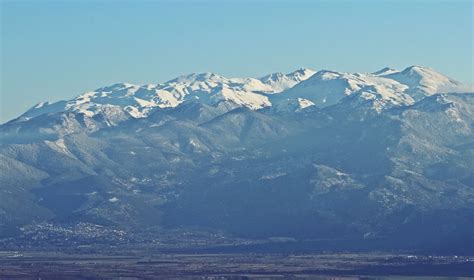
[[1, 65, 473, 253]]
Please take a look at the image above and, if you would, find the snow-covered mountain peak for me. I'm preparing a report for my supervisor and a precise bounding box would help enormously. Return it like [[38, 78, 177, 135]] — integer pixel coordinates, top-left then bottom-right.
[[272, 69, 414, 112], [260, 72, 286, 82], [400, 66, 460, 86], [401, 65, 431, 74], [384, 65, 462, 100], [312, 69, 345, 80], [372, 67, 398, 76], [168, 72, 226, 84], [396, 65, 449, 81], [258, 68, 316, 93], [95, 82, 137, 92], [12, 65, 468, 126], [287, 67, 316, 80]]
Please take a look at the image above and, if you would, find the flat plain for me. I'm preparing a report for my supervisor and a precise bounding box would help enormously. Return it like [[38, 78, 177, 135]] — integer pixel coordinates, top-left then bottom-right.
[[0, 251, 472, 279]]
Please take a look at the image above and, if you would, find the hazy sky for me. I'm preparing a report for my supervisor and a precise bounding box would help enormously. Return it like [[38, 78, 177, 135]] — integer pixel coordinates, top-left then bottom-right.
[[1, 0, 473, 123]]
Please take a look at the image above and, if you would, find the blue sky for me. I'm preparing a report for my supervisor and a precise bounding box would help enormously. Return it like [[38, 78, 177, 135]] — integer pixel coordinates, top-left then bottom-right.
[[1, 0, 473, 122]]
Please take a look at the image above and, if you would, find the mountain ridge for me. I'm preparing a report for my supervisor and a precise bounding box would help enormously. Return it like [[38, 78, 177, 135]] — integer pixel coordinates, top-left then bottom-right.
[[0, 65, 473, 253], [12, 65, 467, 126]]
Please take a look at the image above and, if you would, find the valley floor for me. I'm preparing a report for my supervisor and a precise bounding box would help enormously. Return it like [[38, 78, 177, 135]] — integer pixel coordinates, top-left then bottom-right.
[[0, 251, 472, 279]]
